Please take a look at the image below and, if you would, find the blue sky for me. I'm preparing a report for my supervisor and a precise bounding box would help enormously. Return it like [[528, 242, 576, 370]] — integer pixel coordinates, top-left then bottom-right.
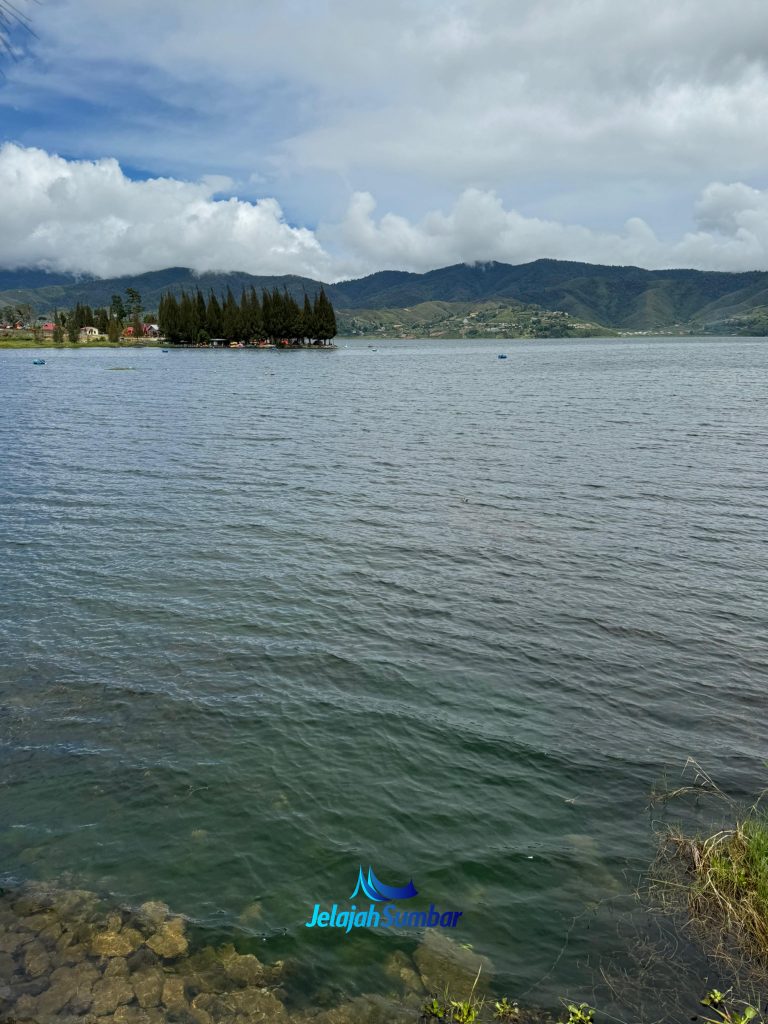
[[2, 0, 768, 279]]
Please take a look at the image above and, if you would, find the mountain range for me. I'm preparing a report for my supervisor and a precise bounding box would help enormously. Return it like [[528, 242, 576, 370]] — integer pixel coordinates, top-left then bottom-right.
[[2, 260, 768, 333]]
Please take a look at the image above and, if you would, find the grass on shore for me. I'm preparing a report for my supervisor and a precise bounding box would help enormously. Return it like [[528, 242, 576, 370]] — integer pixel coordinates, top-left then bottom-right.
[[664, 815, 768, 964], [0, 336, 163, 349], [651, 762, 768, 983]]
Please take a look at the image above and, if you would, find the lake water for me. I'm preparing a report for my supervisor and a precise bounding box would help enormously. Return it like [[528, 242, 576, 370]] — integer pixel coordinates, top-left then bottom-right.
[[1, 337, 767, 1020]]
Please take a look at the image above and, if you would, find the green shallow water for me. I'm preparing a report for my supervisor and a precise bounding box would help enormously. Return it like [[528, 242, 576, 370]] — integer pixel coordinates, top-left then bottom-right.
[[1, 337, 767, 1018]]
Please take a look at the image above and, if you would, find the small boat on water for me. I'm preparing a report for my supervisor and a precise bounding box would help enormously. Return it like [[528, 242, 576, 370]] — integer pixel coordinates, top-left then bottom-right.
[[497, 354, 508, 359], [32, 359, 46, 365], [161, 348, 169, 353]]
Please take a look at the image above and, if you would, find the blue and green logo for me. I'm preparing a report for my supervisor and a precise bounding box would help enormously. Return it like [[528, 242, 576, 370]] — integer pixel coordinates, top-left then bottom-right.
[[350, 865, 419, 902], [305, 866, 463, 934]]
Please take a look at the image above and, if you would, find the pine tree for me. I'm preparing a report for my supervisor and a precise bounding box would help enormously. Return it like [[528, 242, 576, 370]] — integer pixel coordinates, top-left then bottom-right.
[[196, 290, 208, 337], [95, 307, 109, 334], [250, 288, 263, 340], [261, 290, 274, 340], [178, 291, 196, 341], [206, 292, 223, 338], [240, 288, 263, 342], [158, 292, 181, 343], [110, 294, 126, 326], [269, 288, 289, 342], [107, 316, 120, 344], [283, 290, 302, 342], [311, 289, 337, 344], [222, 287, 241, 341], [301, 294, 314, 343], [66, 311, 78, 344]]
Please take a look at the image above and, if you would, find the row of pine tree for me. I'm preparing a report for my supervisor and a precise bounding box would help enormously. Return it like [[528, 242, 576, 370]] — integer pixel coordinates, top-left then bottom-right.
[[158, 287, 337, 345]]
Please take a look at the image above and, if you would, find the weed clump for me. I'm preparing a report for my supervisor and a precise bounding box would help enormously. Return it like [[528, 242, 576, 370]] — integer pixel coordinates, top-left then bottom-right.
[[651, 760, 768, 985], [660, 814, 768, 969]]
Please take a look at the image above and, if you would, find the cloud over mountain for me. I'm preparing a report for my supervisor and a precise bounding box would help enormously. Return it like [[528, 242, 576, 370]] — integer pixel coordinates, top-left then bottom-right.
[[5, 144, 768, 279], [0, 144, 332, 279]]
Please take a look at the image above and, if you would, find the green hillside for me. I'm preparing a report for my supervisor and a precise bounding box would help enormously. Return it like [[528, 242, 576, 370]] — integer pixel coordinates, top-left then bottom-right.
[[337, 300, 615, 339], [0, 268, 326, 313], [3, 259, 768, 334]]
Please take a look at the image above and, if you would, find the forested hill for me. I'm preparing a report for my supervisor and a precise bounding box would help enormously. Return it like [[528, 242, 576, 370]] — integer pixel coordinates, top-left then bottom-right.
[[332, 260, 768, 331], [3, 259, 768, 331]]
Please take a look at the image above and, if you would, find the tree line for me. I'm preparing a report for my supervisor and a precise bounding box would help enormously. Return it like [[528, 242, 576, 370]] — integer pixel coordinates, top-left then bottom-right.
[[158, 287, 337, 345]]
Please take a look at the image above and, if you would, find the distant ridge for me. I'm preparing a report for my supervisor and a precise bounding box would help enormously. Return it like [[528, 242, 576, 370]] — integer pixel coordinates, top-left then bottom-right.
[[2, 259, 768, 331]]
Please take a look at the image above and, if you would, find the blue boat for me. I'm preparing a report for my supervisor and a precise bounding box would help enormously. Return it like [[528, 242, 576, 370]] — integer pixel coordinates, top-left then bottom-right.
[[497, 354, 508, 359], [32, 359, 46, 365]]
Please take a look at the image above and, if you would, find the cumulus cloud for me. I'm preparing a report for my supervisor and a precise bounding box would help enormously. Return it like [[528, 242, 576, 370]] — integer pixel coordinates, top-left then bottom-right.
[[0, 143, 332, 278], [3, 0, 768, 233], [4, 144, 768, 280], [332, 187, 768, 275]]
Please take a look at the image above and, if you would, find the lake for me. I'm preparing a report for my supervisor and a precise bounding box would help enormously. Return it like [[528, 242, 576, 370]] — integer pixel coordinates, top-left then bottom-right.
[[1, 336, 767, 1021]]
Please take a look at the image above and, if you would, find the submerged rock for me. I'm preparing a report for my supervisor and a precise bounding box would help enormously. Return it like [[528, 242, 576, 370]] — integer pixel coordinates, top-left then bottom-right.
[[138, 901, 170, 927], [183, 946, 231, 994], [52, 888, 101, 922], [199, 985, 290, 1023], [49, 961, 99, 1013], [90, 924, 144, 957], [384, 949, 425, 996], [315, 993, 413, 1024], [131, 966, 165, 1008], [23, 978, 74, 1018], [146, 917, 188, 959], [126, 946, 160, 973], [0, 950, 17, 981], [413, 930, 493, 998], [22, 911, 59, 934], [104, 955, 130, 978], [218, 943, 270, 987], [162, 973, 188, 1011], [113, 1007, 167, 1024], [91, 972, 134, 1015], [0, 928, 34, 954], [23, 939, 51, 978]]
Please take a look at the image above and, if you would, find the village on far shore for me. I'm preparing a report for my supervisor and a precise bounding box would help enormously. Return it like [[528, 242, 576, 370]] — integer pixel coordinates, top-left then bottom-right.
[[0, 284, 339, 348]]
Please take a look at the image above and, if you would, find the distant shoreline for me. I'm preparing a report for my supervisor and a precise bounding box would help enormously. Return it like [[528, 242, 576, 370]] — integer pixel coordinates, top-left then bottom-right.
[[1, 334, 765, 350], [0, 338, 338, 350]]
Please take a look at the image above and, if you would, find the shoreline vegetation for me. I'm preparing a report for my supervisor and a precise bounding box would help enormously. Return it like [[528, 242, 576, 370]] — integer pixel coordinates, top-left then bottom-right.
[[650, 763, 768, 989], [0, 285, 339, 350]]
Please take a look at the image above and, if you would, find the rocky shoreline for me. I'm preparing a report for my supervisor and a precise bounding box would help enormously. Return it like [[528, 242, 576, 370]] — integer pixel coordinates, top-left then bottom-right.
[[0, 880, 492, 1024]]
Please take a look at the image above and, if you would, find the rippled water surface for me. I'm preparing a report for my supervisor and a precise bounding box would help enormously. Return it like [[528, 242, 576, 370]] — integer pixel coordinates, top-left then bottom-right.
[[1, 337, 767, 1015]]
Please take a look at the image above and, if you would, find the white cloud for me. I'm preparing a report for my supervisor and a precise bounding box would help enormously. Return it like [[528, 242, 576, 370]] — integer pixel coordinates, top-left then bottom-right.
[[330, 186, 768, 275], [4, 144, 768, 281], [4, 0, 768, 230], [0, 143, 332, 278]]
